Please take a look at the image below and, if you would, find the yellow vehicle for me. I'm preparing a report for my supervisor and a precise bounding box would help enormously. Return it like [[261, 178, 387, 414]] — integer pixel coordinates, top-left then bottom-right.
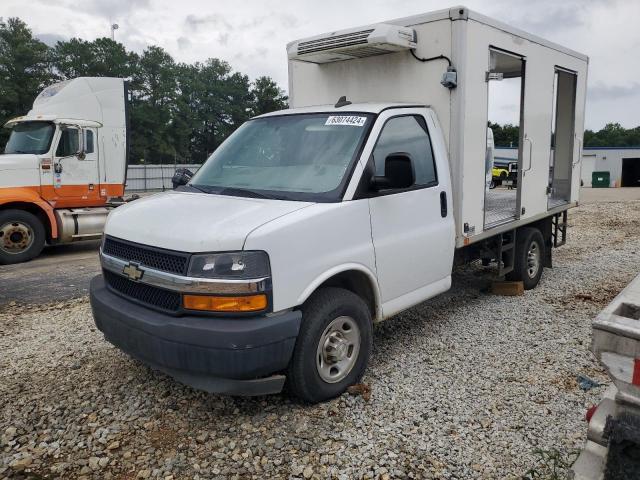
[[492, 166, 509, 178]]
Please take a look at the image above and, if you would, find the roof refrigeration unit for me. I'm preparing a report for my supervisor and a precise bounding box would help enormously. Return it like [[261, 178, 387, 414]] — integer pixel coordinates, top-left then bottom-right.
[[287, 24, 417, 64]]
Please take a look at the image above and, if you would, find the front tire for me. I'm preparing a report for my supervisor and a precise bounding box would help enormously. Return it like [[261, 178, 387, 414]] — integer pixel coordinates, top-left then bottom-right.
[[287, 287, 373, 403], [506, 227, 545, 290], [0, 209, 46, 265]]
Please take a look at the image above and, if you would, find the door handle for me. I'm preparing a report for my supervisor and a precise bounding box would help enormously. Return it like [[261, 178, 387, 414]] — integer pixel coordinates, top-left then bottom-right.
[[523, 135, 533, 175], [440, 191, 447, 218]]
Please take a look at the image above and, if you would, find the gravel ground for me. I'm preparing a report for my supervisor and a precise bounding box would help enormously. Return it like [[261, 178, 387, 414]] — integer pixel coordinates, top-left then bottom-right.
[[1, 199, 639, 480]]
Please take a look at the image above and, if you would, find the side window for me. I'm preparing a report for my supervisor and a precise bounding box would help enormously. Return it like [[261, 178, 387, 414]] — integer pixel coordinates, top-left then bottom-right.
[[372, 115, 437, 186], [85, 130, 94, 154], [55, 128, 79, 157]]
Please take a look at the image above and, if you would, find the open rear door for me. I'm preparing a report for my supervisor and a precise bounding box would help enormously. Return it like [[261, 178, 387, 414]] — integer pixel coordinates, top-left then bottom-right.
[[548, 68, 577, 209], [483, 48, 525, 229]]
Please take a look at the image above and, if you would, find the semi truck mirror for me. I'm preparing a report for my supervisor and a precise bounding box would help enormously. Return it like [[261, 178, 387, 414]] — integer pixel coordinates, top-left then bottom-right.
[[371, 153, 415, 190]]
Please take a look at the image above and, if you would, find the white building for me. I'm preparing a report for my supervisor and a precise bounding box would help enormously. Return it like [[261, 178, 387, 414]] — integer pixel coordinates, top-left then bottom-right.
[[495, 147, 640, 187]]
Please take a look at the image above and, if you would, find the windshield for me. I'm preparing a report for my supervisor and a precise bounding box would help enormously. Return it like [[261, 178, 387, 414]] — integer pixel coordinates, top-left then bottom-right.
[[190, 113, 373, 201], [4, 121, 55, 155]]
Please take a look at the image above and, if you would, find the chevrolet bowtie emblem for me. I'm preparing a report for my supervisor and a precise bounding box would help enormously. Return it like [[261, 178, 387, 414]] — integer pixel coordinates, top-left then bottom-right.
[[123, 262, 144, 281]]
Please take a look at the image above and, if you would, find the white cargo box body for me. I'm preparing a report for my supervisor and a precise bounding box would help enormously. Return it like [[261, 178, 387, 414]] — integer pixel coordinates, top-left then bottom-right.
[[287, 6, 588, 247]]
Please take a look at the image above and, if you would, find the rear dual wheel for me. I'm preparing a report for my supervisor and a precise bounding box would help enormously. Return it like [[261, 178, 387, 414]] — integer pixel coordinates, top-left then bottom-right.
[[287, 287, 372, 403], [0, 210, 46, 265]]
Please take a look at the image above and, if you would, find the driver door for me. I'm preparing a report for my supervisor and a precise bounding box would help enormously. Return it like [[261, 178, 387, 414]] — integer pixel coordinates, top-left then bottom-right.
[[367, 109, 455, 317], [50, 127, 100, 207]]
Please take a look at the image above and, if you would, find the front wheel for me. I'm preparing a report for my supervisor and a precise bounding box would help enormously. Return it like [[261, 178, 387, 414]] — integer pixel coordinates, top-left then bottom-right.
[[0, 209, 46, 265], [287, 287, 373, 403], [506, 227, 545, 290]]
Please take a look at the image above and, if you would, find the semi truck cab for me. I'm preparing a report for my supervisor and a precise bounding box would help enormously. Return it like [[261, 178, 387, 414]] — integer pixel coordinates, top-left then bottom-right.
[[0, 77, 127, 264]]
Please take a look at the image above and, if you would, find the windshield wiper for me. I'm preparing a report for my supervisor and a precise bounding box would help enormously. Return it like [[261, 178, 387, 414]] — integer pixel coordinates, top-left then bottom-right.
[[219, 187, 279, 200], [185, 184, 208, 193], [189, 184, 287, 200]]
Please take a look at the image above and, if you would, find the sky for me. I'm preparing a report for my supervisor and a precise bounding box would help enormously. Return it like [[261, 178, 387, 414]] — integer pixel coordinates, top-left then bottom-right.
[[3, 0, 639, 130]]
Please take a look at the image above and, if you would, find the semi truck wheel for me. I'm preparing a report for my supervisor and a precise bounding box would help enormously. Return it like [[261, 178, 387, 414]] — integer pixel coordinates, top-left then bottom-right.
[[287, 287, 373, 403], [0, 209, 46, 265], [507, 227, 544, 290]]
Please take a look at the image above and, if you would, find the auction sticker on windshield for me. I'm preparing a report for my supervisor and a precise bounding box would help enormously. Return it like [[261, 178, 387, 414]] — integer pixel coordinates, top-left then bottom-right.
[[325, 116, 367, 127]]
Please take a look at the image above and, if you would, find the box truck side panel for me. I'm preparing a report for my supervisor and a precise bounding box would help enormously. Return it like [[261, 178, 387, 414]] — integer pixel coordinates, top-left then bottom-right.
[[458, 18, 587, 245]]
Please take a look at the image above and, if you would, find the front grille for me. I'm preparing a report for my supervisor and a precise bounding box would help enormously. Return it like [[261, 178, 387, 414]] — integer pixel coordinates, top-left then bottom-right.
[[104, 270, 181, 312], [103, 236, 190, 275]]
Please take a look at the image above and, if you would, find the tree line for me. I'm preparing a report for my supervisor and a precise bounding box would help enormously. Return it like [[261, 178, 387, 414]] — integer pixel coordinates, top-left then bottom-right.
[[489, 122, 640, 149], [0, 17, 287, 164]]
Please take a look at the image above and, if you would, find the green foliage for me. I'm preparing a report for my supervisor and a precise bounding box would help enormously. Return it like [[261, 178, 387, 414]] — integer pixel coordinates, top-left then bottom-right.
[[252, 76, 288, 116], [489, 122, 520, 148], [0, 18, 56, 145], [53, 37, 138, 79], [490, 121, 640, 149], [0, 17, 288, 163], [584, 122, 640, 147], [522, 448, 579, 480]]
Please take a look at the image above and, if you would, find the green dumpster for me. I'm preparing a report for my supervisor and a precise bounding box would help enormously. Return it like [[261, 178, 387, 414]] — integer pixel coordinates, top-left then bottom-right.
[[592, 171, 610, 188]]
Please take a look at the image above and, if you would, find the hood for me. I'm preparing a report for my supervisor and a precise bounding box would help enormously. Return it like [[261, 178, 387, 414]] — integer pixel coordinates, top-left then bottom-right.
[[105, 190, 312, 252], [0, 154, 40, 171]]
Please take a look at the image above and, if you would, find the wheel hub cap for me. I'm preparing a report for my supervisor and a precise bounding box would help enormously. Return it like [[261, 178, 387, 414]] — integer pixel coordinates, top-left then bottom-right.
[[527, 241, 540, 278], [323, 332, 349, 363], [0, 221, 34, 254], [316, 316, 361, 384]]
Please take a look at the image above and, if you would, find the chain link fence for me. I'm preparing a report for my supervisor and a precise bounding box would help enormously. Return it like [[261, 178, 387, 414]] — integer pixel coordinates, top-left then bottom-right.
[[125, 164, 202, 192]]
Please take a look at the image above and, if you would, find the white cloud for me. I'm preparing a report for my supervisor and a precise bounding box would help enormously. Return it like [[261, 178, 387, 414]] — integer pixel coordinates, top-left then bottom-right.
[[4, 0, 639, 129]]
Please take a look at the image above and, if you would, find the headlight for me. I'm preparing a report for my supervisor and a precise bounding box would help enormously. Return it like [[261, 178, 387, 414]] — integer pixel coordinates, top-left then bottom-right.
[[188, 251, 270, 279]]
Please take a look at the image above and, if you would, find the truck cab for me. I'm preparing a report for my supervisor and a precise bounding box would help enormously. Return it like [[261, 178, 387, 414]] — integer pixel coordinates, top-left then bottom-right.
[[91, 103, 454, 402], [0, 77, 127, 264]]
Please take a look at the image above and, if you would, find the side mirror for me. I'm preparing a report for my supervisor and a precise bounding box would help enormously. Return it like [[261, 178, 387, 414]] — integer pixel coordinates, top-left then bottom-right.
[[371, 153, 415, 190]]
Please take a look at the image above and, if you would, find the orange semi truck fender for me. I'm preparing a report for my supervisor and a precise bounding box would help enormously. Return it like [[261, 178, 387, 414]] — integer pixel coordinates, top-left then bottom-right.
[[0, 187, 59, 239]]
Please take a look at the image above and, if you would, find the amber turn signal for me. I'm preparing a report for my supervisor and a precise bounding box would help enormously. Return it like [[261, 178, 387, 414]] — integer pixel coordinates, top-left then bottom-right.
[[183, 294, 267, 312]]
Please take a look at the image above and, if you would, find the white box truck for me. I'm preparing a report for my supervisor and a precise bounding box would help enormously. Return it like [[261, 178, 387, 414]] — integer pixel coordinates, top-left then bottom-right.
[[90, 6, 588, 402]]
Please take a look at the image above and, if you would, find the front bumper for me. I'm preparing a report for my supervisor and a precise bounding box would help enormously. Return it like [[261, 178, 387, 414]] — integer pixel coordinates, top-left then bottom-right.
[[90, 275, 301, 395]]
